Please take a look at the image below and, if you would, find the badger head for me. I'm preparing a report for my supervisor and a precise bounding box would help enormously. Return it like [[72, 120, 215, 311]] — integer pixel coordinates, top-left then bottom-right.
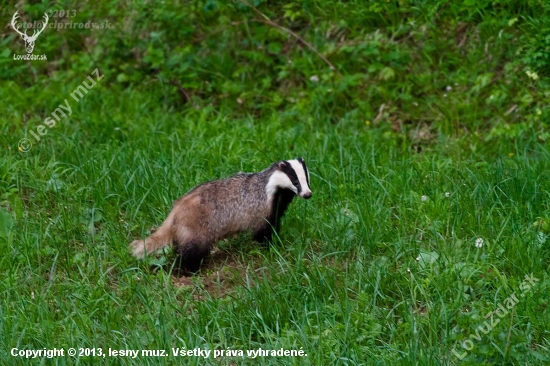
[[268, 157, 312, 199]]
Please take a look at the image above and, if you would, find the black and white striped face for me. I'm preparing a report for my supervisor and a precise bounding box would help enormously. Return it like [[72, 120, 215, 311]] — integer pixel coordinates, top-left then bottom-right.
[[268, 158, 312, 199]]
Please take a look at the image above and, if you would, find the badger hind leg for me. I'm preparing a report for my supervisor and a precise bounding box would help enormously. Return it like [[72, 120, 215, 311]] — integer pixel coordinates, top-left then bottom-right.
[[174, 240, 211, 273]]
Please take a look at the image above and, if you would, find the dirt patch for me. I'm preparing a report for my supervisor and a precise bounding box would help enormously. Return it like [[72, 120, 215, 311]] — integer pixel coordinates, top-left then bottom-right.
[[172, 247, 265, 299]]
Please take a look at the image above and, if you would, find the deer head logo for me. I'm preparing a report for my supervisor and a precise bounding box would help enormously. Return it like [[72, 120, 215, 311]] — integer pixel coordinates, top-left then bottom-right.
[[11, 11, 49, 54]]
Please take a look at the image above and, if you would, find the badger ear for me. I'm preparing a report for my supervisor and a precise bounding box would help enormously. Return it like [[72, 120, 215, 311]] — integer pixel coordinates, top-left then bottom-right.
[[278, 161, 288, 170], [297, 157, 304, 163]]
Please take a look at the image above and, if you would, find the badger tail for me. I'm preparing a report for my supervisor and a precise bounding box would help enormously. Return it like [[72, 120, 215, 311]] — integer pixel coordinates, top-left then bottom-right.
[[130, 216, 173, 259]]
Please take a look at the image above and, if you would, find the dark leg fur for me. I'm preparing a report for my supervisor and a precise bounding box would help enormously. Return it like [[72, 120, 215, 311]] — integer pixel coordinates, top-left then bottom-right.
[[174, 241, 210, 273], [263, 189, 295, 240], [254, 225, 273, 244], [254, 190, 296, 245]]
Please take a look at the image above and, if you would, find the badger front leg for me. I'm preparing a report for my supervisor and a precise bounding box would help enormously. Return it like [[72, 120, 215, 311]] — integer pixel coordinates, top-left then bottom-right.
[[255, 189, 294, 244], [253, 223, 273, 244]]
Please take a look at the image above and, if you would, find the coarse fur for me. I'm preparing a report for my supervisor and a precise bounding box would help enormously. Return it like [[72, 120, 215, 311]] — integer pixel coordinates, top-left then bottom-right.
[[130, 158, 312, 272]]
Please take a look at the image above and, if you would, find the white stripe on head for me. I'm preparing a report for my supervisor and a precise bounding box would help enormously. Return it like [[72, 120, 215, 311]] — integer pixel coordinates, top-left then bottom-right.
[[288, 159, 312, 198], [266, 170, 296, 199]]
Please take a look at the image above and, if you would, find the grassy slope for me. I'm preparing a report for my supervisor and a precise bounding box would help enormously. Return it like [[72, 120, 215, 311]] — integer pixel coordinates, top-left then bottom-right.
[[1, 1, 550, 365]]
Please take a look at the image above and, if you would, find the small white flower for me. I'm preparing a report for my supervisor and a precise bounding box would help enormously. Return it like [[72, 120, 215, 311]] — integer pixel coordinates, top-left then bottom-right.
[[445, 192, 450, 197], [475, 238, 484, 248], [412, 102, 419, 107], [416, 256, 420, 261], [526, 70, 539, 80], [237, 98, 243, 104], [443, 93, 447, 98], [309, 75, 319, 82], [445, 85, 452, 92], [407, 268, 411, 273], [421, 195, 427, 202]]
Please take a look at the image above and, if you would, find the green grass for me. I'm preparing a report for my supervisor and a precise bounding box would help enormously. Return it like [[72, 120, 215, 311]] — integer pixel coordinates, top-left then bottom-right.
[[2, 86, 549, 365], [1, 1, 550, 365]]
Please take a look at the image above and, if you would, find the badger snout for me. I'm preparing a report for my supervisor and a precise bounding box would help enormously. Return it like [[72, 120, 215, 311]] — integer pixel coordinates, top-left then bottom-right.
[[301, 191, 312, 199]]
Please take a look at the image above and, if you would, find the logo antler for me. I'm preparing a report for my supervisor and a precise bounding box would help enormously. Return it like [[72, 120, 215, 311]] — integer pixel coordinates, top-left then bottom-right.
[[11, 11, 49, 54]]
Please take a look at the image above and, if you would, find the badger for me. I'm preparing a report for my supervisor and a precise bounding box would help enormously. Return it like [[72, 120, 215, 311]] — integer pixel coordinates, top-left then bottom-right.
[[130, 158, 312, 271]]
